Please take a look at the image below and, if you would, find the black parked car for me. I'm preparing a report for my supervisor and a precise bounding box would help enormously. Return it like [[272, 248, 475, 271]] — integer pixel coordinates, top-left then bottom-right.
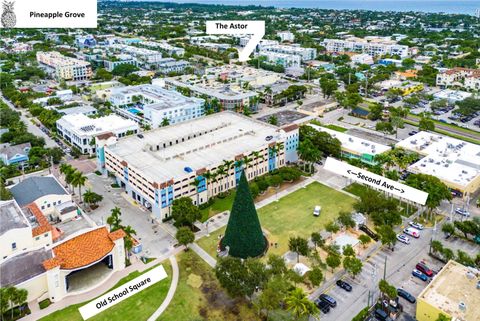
[[314, 298, 330, 313], [397, 288, 416, 303], [336, 280, 352, 292], [319, 294, 337, 308]]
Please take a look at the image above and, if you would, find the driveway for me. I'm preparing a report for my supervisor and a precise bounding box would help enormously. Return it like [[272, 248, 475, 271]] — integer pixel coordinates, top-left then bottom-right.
[[86, 173, 176, 258]]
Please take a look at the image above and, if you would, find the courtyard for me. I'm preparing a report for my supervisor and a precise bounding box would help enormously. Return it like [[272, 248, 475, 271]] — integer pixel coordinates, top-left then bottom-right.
[[198, 181, 357, 258]]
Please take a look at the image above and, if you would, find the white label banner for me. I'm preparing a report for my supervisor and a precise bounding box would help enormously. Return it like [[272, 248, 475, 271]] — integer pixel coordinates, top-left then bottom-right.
[[206, 20, 265, 62], [79, 265, 167, 320], [324, 157, 428, 205], [0, 0, 97, 28]]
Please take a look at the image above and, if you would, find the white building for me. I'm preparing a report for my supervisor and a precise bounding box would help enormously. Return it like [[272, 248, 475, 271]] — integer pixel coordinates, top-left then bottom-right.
[[351, 53, 374, 65], [56, 114, 139, 154], [36, 51, 92, 81], [396, 131, 480, 197], [32, 89, 73, 106], [436, 67, 480, 91], [322, 37, 409, 58], [103, 54, 138, 72], [109, 85, 204, 128], [155, 58, 190, 74], [433, 89, 472, 103], [141, 41, 185, 57], [96, 112, 298, 219], [261, 44, 316, 61], [108, 44, 162, 66], [259, 51, 301, 68], [277, 31, 295, 42]]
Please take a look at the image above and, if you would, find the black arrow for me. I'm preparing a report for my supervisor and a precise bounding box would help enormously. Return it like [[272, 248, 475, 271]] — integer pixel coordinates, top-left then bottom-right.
[[394, 187, 405, 193], [347, 170, 358, 176]]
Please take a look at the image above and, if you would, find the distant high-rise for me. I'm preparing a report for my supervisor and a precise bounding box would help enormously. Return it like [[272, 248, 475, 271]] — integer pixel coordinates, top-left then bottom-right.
[[476, 8, 480, 18]]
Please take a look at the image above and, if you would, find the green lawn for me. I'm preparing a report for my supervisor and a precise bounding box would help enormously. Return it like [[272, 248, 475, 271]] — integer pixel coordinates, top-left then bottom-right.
[[324, 124, 348, 133], [198, 182, 356, 257], [39, 262, 172, 321], [160, 251, 257, 321], [199, 192, 236, 222]]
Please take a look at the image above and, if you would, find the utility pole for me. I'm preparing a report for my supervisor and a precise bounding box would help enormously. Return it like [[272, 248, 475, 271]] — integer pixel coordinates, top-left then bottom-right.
[[383, 255, 387, 280]]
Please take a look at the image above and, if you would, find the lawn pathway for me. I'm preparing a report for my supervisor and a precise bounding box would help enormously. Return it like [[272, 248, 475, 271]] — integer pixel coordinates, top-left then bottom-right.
[[190, 243, 217, 268], [147, 256, 179, 321]]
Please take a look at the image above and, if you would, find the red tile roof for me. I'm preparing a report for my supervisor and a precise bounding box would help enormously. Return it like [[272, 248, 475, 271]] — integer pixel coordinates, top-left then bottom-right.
[[44, 227, 119, 270], [27, 203, 58, 240], [108, 229, 126, 242]]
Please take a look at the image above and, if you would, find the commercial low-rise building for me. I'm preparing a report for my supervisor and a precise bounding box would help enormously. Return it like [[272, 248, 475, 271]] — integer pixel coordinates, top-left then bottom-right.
[[351, 53, 374, 65], [107, 44, 163, 67], [56, 114, 139, 155], [103, 54, 138, 72], [96, 112, 298, 219], [155, 58, 190, 74], [36, 51, 92, 81], [109, 84, 204, 128], [141, 41, 185, 57], [416, 260, 480, 321], [309, 125, 390, 165], [396, 131, 480, 197]]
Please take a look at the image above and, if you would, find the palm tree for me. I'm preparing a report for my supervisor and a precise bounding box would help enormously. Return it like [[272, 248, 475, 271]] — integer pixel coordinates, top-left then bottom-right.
[[222, 160, 235, 189], [122, 225, 137, 259], [190, 177, 201, 206], [161, 117, 170, 127], [59, 163, 74, 191], [215, 165, 226, 193], [249, 150, 263, 177], [285, 288, 318, 319], [242, 155, 252, 178], [203, 171, 212, 200], [83, 189, 103, 209], [71, 171, 87, 203], [107, 207, 122, 231]]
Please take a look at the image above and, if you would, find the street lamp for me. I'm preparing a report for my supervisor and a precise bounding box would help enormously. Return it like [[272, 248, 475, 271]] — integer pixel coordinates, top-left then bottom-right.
[[205, 220, 210, 237]]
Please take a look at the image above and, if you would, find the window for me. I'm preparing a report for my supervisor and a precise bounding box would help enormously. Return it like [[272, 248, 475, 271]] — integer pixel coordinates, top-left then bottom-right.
[[47, 204, 51, 208], [35, 236, 40, 241], [53, 202, 57, 206], [41, 205, 45, 210], [44, 233, 49, 237], [11, 242, 16, 250]]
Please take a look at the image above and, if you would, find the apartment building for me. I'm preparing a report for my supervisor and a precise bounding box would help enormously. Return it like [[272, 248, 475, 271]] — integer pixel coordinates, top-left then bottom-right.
[[56, 114, 139, 155], [141, 41, 185, 57], [259, 51, 301, 68], [107, 44, 163, 66], [321, 36, 409, 58], [109, 84, 204, 128], [103, 54, 138, 72], [36, 51, 92, 81], [96, 112, 298, 219], [277, 31, 295, 42], [436, 67, 480, 91], [155, 58, 190, 74], [164, 75, 258, 111], [261, 44, 317, 61]]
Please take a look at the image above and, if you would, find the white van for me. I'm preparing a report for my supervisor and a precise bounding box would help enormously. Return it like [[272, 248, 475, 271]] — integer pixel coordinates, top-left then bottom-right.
[[313, 206, 321, 217], [403, 227, 420, 238]]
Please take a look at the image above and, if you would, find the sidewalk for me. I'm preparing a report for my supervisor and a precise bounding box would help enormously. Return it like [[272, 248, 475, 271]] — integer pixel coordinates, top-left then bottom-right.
[[190, 243, 217, 268], [24, 247, 184, 321]]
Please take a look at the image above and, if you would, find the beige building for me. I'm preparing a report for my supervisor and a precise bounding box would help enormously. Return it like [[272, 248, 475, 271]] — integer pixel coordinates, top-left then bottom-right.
[[96, 112, 298, 219], [36, 51, 92, 81], [416, 260, 480, 321]]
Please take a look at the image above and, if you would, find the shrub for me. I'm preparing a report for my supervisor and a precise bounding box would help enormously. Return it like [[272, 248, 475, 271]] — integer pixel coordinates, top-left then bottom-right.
[[111, 183, 120, 188], [94, 170, 102, 176], [255, 176, 269, 192], [352, 306, 369, 321], [278, 167, 302, 181], [39, 299, 51, 310], [249, 182, 260, 199]]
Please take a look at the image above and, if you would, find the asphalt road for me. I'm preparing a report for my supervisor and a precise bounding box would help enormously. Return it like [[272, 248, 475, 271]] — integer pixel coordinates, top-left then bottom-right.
[[1, 94, 59, 148], [405, 115, 480, 141]]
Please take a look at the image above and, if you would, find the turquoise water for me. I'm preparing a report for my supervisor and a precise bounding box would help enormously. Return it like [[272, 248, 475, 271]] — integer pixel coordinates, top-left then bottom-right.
[[128, 108, 141, 114], [169, 0, 480, 15]]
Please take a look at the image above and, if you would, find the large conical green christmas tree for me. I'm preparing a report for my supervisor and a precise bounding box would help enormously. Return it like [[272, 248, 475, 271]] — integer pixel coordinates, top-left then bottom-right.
[[221, 171, 267, 258]]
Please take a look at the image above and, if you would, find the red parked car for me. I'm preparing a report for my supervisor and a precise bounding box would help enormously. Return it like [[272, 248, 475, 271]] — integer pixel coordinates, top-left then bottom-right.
[[416, 262, 433, 277]]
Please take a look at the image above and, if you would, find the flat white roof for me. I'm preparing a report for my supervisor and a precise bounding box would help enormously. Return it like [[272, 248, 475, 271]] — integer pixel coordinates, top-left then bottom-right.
[[57, 114, 138, 136], [107, 112, 284, 182], [396, 131, 480, 188], [310, 124, 390, 156]]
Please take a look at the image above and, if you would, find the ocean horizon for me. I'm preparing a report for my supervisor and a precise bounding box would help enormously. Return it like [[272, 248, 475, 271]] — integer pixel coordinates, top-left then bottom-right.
[[165, 0, 480, 15]]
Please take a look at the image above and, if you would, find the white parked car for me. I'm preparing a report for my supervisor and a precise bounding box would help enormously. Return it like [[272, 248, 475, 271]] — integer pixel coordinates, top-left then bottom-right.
[[403, 227, 420, 238], [313, 205, 321, 217], [455, 208, 470, 217], [397, 234, 411, 244], [409, 221, 424, 230]]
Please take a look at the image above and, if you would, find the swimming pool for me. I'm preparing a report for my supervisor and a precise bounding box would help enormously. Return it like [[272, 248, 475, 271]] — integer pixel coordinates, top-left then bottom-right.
[[128, 108, 141, 114]]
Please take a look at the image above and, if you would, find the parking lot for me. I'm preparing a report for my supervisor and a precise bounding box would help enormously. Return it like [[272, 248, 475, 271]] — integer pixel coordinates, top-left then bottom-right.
[[318, 224, 441, 321]]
